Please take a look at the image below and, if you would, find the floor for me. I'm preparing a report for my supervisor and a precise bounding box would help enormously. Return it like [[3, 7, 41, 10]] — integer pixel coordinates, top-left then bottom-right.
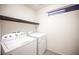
[[0, 49, 60, 55], [43, 50, 60, 55]]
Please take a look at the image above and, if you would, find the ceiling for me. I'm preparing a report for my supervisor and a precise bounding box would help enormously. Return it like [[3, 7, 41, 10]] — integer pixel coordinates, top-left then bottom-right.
[[26, 4, 50, 11]]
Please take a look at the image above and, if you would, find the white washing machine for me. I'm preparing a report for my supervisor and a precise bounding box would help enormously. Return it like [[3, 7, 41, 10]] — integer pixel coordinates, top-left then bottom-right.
[[28, 31, 47, 55], [1, 32, 37, 55]]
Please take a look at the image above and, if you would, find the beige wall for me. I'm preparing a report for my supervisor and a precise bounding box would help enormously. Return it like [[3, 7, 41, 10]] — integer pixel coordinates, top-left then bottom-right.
[[1, 20, 36, 35], [0, 4, 37, 35], [37, 4, 79, 55], [0, 4, 38, 23]]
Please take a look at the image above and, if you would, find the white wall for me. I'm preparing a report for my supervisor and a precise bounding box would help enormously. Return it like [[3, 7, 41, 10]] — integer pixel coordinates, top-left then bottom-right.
[[37, 4, 79, 55], [0, 4, 38, 23]]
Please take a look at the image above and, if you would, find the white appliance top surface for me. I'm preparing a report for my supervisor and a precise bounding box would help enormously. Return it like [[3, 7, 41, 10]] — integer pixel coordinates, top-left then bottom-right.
[[28, 32, 45, 38]]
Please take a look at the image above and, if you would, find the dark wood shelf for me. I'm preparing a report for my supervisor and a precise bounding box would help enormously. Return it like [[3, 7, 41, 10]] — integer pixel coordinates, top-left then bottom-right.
[[0, 15, 39, 25], [48, 4, 79, 16]]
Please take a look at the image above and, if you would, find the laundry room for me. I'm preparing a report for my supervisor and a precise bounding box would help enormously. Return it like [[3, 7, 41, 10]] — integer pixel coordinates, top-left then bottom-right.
[[0, 4, 79, 55]]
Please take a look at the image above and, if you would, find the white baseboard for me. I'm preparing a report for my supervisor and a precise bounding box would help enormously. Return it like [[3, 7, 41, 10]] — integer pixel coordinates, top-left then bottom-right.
[[47, 48, 64, 55]]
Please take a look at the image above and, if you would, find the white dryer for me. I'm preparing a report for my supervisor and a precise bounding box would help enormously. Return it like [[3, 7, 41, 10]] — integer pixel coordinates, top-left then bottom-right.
[[28, 31, 47, 55]]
